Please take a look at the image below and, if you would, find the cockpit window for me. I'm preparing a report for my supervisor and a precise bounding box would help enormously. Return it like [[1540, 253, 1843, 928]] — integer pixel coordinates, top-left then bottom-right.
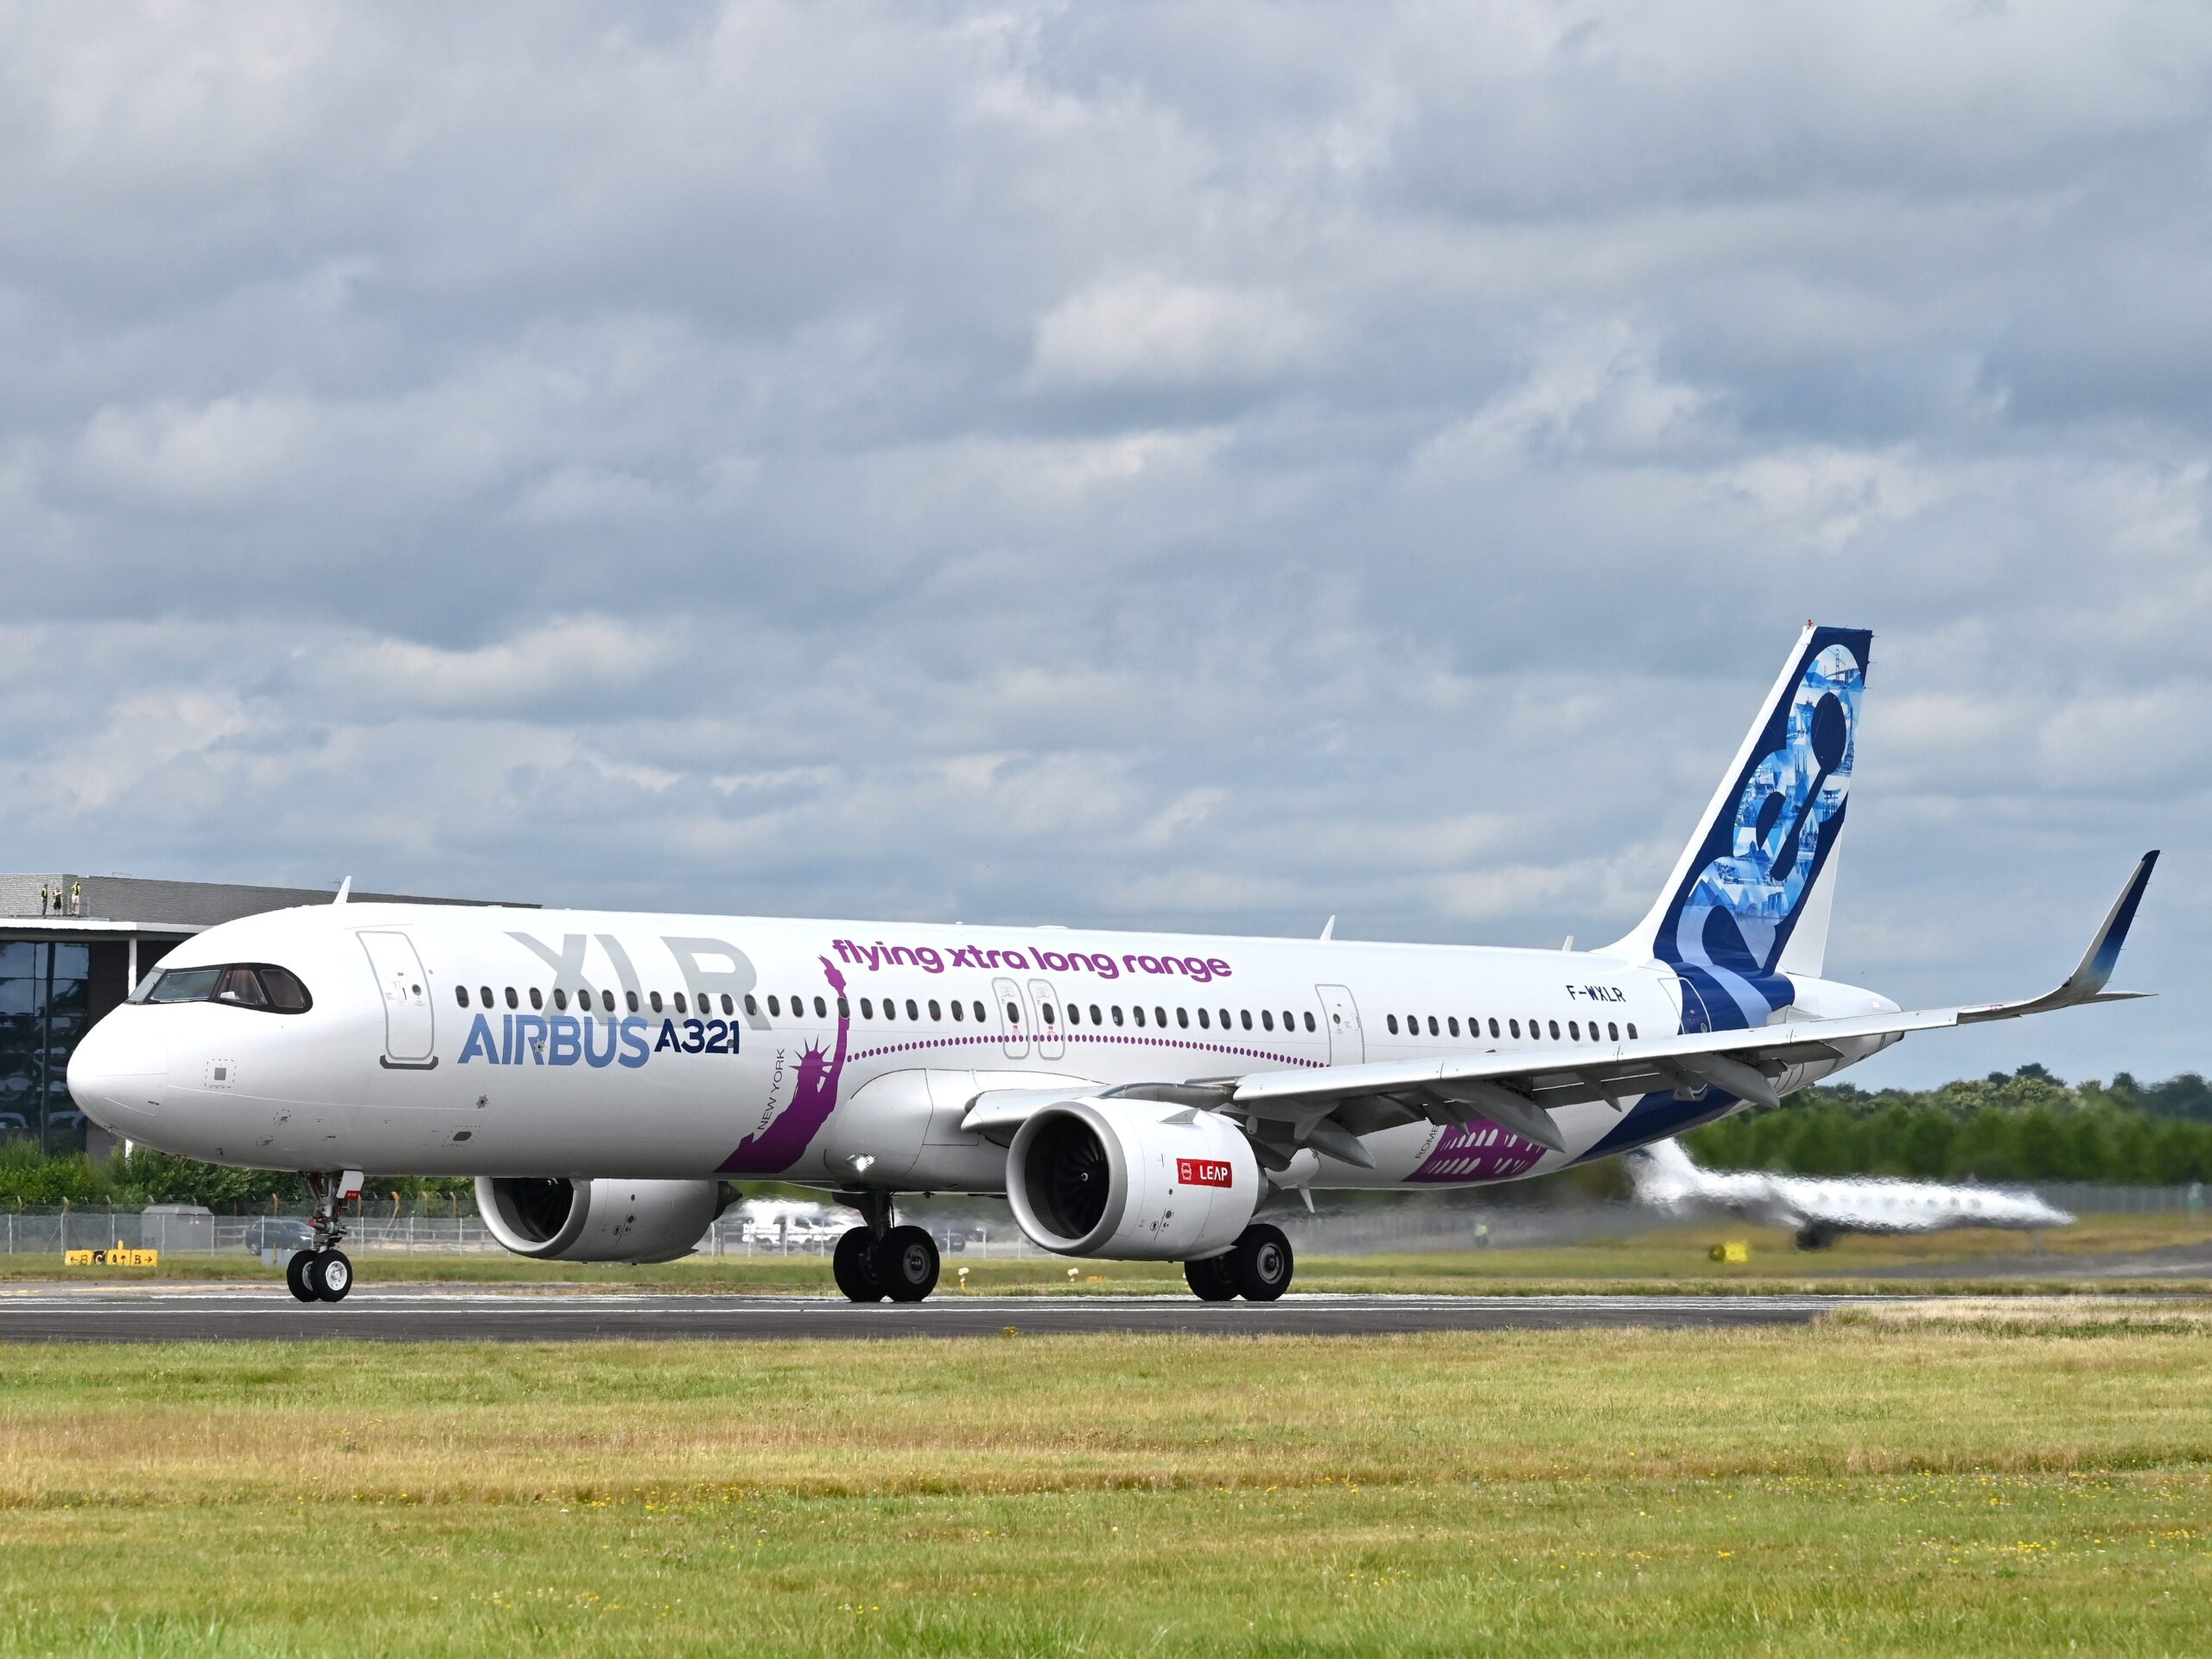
[[139, 964, 313, 1014], [145, 968, 220, 1004]]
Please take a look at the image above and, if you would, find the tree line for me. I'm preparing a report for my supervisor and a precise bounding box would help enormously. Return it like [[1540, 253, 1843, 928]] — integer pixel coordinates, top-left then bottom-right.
[[1683, 1066, 2212, 1185], [3, 1065, 2209, 1208]]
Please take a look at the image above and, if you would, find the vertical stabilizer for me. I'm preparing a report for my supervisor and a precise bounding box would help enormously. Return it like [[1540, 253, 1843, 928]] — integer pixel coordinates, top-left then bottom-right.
[[1603, 624, 1872, 1027]]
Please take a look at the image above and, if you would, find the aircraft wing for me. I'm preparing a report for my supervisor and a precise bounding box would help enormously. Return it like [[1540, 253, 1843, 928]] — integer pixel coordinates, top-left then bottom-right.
[[1185, 853, 2153, 1165], [963, 853, 2155, 1164]]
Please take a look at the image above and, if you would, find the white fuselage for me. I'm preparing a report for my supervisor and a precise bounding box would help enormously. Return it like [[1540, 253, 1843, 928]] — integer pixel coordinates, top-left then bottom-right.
[[67, 900, 1899, 1193]]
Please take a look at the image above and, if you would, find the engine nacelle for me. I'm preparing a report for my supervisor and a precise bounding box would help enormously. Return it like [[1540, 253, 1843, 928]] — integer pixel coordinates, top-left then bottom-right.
[[475, 1176, 735, 1264], [1005, 1098, 1260, 1260]]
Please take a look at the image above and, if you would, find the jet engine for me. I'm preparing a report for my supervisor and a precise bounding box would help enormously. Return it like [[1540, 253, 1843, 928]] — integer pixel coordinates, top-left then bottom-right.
[[475, 1176, 735, 1264], [1004, 1098, 1260, 1260]]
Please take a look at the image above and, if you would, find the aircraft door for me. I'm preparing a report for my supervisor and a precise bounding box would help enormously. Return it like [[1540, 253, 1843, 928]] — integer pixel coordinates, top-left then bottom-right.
[[359, 931, 435, 1067], [1027, 980, 1063, 1060], [992, 976, 1029, 1059], [1315, 984, 1363, 1066]]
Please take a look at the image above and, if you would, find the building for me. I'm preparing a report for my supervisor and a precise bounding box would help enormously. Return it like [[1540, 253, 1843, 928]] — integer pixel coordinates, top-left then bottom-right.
[[0, 874, 530, 1156]]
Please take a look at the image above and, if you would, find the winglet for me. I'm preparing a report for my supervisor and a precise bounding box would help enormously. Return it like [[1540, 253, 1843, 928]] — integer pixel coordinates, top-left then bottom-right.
[[334, 876, 352, 906], [2074, 849, 2158, 995], [1319, 915, 1335, 942], [1960, 851, 2158, 1024]]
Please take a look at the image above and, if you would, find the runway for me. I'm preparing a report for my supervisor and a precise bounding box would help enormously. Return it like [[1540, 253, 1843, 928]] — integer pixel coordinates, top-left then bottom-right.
[[0, 1285, 1904, 1342]]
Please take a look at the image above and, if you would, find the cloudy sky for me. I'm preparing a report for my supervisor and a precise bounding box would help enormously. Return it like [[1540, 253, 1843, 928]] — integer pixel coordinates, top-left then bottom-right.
[[3, 1, 2206, 1086]]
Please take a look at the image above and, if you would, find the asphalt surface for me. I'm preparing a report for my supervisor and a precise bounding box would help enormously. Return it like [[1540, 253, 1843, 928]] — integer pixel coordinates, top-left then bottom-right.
[[0, 1285, 1904, 1342]]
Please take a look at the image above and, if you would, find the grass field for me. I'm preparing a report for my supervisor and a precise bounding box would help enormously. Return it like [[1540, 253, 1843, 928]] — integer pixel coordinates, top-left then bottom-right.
[[3, 1211, 2206, 1294], [2, 1312, 2208, 1656]]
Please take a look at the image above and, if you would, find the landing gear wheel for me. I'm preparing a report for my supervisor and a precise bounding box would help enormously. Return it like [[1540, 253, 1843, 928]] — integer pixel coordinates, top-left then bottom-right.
[[297, 1251, 328, 1300], [315, 1249, 353, 1302], [1184, 1254, 1238, 1301], [1229, 1224, 1294, 1302], [833, 1227, 886, 1302], [285, 1250, 318, 1302], [874, 1225, 939, 1303]]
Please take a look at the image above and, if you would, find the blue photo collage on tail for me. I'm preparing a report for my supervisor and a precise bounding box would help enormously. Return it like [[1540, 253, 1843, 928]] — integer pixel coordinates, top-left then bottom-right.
[[1656, 626, 1871, 1033]]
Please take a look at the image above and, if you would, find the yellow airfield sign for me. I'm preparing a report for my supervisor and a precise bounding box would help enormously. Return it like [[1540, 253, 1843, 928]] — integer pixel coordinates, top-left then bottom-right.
[[66, 1245, 161, 1268]]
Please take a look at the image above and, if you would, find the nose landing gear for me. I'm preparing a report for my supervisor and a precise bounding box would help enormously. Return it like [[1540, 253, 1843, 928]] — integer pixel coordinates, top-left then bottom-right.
[[283, 1171, 360, 1303]]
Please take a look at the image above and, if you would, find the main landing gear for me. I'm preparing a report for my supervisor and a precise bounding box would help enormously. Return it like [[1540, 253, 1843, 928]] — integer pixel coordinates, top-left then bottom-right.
[[1183, 1224, 1294, 1302], [284, 1171, 357, 1303], [832, 1191, 941, 1303]]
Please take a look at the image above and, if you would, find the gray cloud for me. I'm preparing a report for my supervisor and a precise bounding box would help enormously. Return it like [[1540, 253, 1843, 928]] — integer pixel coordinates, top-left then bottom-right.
[[2, 0, 2206, 1086]]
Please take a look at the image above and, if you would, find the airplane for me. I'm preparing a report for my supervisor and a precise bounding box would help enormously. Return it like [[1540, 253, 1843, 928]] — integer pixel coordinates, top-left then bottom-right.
[[66, 623, 2157, 1306], [1624, 1135, 2074, 1249]]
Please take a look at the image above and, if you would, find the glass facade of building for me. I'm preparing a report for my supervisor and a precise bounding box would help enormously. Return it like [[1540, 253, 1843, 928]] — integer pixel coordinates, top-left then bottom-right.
[[0, 941, 92, 1153]]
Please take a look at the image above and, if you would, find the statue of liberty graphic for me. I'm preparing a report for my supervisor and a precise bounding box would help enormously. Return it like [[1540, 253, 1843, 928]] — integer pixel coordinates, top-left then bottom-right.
[[718, 958, 850, 1175]]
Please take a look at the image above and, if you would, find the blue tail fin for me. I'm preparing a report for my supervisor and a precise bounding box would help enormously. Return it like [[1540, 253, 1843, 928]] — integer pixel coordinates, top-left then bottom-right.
[[1605, 624, 1873, 1028]]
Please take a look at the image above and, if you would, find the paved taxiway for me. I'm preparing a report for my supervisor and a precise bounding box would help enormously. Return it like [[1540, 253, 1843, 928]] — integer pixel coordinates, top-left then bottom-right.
[[0, 1286, 1910, 1342]]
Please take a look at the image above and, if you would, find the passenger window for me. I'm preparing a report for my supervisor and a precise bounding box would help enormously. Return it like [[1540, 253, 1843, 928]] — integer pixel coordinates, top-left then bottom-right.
[[898, 998, 912, 1021], [973, 1001, 986, 1022], [1134, 1006, 1147, 1027], [505, 987, 518, 1009], [1548, 1020, 1560, 1039], [1627, 1022, 1638, 1039], [603, 990, 616, 1014], [1090, 1004, 1103, 1025], [1006, 1001, 1020, 1025], [1240, 1010, 1252, 1030], [744, 994, 759, 1016], [480, 985, 493, 1009], [552, 988, 568, 1011], [922, 999, 937, 1021], [455, 986, 469, 1007], [1111, 1006, 1124, 1027], [1304, 1012, 1316, 1033], [1176, 1007, 1188, 1028], [950, 999, 965, 1022], [1041, 1003, 1055, 1026], [859, 997, 874, 1019], [1608, 1022, 1619, 1041], [1447, 1016, 1459, 1037], [1220, 1008, 1231, 1029], [626, 991, 640, 1014], [1262, 1010, 1275, 1032], [1387, 1014, 1399, 1034], [836, 996, 849, 1018], [1197, 1008, 1210, 1029], [530, 988, 544, 1010], [1427, 1015, 1440, 1036], [1065, 1003, 1079, 1026], [1489, 1018, 1501, 1038], [1158, 1007, 1169, 1028], [1569, 1020, 1580, 1040], [1509, 1019, 1520, 1038], [765, 995, 779, 1016]]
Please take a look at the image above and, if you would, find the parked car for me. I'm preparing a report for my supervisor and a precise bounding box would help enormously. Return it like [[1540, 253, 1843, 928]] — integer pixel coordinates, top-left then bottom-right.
[[0, 1111, 29, 1137], [241, 1217, 315, 1255]]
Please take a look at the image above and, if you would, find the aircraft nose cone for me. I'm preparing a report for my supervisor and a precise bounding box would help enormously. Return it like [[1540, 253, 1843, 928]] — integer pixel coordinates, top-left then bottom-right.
[[67, 1015, 168, 1134]]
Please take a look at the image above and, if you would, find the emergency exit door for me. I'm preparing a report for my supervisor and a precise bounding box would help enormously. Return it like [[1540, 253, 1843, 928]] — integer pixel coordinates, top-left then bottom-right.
[[1315, 983, 1363, 1066], [359, 931, 436, 1067]]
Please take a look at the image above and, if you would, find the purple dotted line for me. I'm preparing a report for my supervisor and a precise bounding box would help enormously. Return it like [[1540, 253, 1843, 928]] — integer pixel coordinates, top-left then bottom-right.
[[849, 1031, 1322, 1069]]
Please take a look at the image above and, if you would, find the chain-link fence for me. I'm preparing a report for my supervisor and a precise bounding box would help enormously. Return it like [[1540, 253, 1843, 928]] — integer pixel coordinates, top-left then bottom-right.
[[1, 1180, 2202, 1259]]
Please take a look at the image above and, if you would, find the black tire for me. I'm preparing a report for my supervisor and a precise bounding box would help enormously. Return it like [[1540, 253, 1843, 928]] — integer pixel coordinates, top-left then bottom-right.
[[315, 1249, 354, 1302], [1794, 1225, 1839, 1252], [284, 1250, 318, 1303], [1229, 1224, 1294, 1302], [1184, 1254, 1238, 1301], [298, 1251, 327, 1300], [832, 1228, 886, 1302], [874, 1225, 939, 1303]]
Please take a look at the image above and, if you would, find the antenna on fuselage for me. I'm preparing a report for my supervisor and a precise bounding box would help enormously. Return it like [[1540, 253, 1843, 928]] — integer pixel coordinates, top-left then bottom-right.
[[334, 876, 352, 905]]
